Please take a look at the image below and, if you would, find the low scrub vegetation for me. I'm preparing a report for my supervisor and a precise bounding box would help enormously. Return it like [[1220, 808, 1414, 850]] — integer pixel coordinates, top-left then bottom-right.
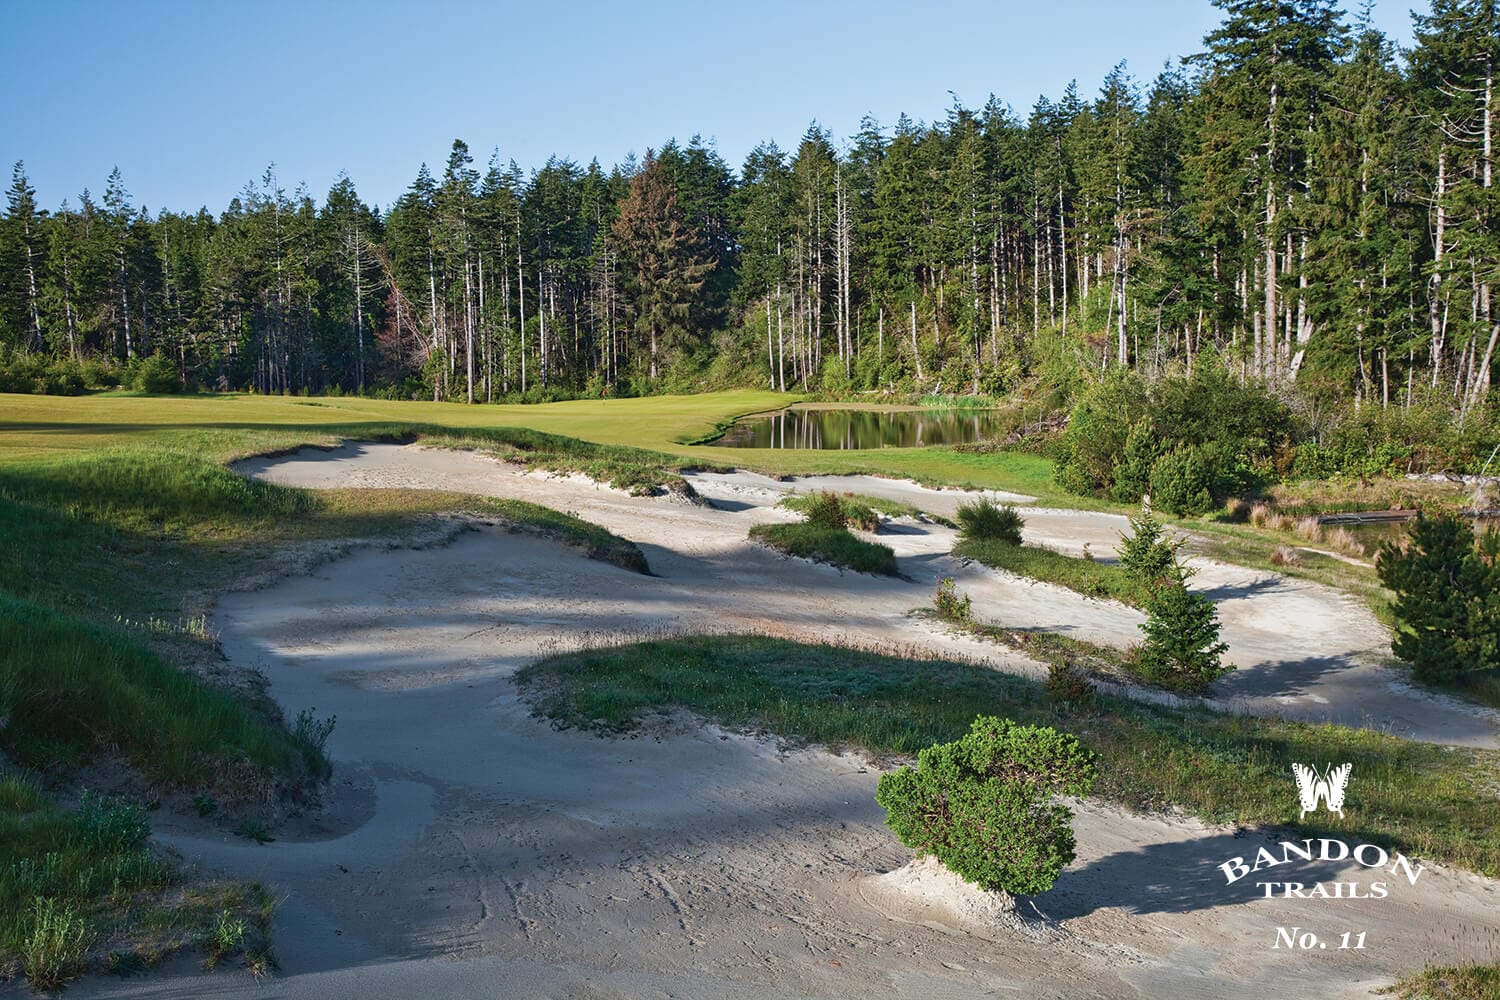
[[517, 634, 1500, 876], [1382, 963, 1500, 999], [876, 717, 1097, 895], [0, 775, 273, 988]]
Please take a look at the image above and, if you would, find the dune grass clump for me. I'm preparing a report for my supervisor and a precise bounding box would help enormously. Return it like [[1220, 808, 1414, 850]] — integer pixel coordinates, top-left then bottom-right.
[[751, 490, 898, 575], [749, 522, 898, 576], [0, 595, 326, 789], [955, 497, 1025, 544]]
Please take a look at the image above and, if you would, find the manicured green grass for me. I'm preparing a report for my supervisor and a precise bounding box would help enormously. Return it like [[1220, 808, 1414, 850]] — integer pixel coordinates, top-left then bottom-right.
[[517, 634, 1500, 875], [0, 391, 1081, 503], [749, 522, 899, 576], [955, 538, 1154, 607], [1382, 965, 1500, 999]]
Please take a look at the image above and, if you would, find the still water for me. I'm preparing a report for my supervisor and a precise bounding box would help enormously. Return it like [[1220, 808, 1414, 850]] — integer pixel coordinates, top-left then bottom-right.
[[712, 408, 1010, 450]]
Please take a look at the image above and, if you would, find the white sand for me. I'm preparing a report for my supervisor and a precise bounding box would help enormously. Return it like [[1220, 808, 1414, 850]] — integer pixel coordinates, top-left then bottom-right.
[[67, 443, 1500, 999]]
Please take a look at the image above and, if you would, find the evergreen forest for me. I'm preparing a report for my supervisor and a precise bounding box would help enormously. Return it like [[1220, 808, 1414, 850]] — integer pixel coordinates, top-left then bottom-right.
[[1, 0, 1497, 469]]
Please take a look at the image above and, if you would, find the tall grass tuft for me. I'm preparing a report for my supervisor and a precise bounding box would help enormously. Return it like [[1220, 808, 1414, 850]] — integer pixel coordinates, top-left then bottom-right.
[[956, 497, 1025, 544], [20, 897, 92, 991]]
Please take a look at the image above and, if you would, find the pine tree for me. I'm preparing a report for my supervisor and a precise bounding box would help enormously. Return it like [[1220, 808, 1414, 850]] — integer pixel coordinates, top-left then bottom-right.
[[610, 152, 710, 381], [1377, 514, 1500, 683]]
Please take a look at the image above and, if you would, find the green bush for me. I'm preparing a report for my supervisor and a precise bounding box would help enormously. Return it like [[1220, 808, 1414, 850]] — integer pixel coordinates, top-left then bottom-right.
[[133, 352, 181, 394], [1110, 420, 1162, 505], [875, 716, 1097, 895], [800, 490, 849, 530], [933, 577, 972, 623], [1149, 444, 1216, 516], [1376, 515, 1500, 684], [1054, 368, 1150, 496], [1054, 358, 1288, 501], [956, 497, 1025, 545], [1136, 582, 1232, 693]]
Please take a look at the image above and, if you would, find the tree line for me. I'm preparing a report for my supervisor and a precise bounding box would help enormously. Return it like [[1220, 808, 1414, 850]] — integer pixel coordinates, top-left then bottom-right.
[[0, 0, 1496, 419]]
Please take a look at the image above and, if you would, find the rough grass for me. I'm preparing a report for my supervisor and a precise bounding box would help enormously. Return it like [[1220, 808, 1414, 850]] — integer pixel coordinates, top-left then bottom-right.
[[484, 498, 650, 574], [517, 634, 1500, 876], [954, 537, 1154, 607], [0, 773, 273, 986], [0, 595, 325, 789], [749, 522, 898, 576], [778, 491, 951, 531], [1382, 964, 1500, 999]]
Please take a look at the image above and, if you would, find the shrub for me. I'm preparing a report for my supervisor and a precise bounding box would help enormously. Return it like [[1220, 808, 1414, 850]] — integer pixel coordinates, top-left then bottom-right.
[[1149, 444, 1215, 516], [800, 490, 849, 531], [133, 352, 182, 394], [1136, 582, 1232, 693], [875, 716, 1097, 895], [956, 497, 1025, 545], [933, 577, 972, 623], [1110, 420, 1162, 504], [1376, 515, 1500, 684], [1117, 506, 1184, 593], [1046, 661, 1096, 713], [1270, 545, 1302, 567]]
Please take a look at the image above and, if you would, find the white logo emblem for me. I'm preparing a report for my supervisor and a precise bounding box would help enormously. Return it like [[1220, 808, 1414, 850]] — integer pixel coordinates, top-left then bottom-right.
[[1292, 763, 1352, 818]]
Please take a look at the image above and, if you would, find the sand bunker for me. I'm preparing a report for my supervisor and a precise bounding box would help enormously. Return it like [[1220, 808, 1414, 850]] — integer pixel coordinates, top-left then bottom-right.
[[70, 443, 1500, 999]]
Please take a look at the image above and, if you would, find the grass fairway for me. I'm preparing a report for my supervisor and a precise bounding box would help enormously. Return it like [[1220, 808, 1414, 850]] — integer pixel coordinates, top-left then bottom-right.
[[0, 390, 1075, 502], [517, 634, 1500, 877]]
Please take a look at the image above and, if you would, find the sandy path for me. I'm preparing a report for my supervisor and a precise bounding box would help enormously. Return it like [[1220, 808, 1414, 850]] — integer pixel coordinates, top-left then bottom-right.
[[64, 494, 1500, 998]]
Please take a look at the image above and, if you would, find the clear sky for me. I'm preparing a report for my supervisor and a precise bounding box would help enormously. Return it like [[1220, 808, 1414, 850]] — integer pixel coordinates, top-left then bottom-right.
[[0, 0, 1417, 216]]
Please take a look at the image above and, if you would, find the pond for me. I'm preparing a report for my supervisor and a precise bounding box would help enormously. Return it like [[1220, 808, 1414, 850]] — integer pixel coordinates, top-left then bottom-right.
[[711, 407, 1011, 450]]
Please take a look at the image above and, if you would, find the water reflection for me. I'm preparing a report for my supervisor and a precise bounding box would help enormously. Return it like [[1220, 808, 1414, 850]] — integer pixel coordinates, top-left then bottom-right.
[[713, 408, 1009, 450]]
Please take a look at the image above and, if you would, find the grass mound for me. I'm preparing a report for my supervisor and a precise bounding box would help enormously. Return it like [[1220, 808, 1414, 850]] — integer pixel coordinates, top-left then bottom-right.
[[749, 522, 898, 576], [0, 448, 318, 534], [954, 537, 1154, 607], [518, 634, 1500, 876], [485, 498, 650, 574], [0, 595, 326, 790]]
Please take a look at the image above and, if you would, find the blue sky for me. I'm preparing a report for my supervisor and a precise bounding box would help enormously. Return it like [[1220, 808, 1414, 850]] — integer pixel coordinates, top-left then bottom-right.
[[1, 1, 1416, 215]]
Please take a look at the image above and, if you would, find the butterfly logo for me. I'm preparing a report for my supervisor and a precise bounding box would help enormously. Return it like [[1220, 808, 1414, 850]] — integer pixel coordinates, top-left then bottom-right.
[[1292, 763, 1352, 819]]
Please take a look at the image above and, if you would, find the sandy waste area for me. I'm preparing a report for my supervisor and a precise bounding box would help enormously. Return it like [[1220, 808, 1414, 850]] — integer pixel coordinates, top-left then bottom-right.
[[66, 443, 1500, 999]]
